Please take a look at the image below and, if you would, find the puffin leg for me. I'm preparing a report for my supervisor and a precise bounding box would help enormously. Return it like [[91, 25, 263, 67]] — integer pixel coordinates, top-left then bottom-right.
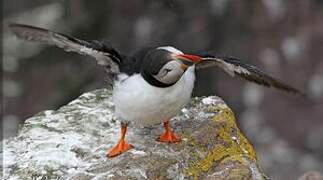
[[157, 120, 181, 143], [107, 122, 133, 158]]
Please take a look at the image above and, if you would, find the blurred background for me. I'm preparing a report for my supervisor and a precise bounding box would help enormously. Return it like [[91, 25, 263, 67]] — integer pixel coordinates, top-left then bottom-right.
[[2, 0, 323, 179]]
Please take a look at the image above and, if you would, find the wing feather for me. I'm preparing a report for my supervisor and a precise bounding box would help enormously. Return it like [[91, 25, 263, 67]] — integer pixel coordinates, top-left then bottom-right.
[[198, 55, 304, 95], [9, 23, 122, 74]]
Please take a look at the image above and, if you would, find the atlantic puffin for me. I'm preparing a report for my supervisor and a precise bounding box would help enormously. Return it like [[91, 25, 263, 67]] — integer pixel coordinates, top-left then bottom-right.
[[9, 23, 303, 157]]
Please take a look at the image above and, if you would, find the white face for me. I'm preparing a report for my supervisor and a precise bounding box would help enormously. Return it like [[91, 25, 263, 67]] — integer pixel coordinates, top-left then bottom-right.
[[153, 60, 185, 85], [157, 46, 184, 55]]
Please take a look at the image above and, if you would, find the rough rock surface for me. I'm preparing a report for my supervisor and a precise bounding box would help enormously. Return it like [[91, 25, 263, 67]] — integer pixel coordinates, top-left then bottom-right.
[[2, 88, 267, 179]]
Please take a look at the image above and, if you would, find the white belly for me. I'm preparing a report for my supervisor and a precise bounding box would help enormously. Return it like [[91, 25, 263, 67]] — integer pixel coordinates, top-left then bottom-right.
[[112, 66, 195, 127]]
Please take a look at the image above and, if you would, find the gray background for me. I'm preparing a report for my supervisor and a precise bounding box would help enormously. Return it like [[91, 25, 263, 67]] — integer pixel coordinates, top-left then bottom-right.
[[3, 0, 323, 179]]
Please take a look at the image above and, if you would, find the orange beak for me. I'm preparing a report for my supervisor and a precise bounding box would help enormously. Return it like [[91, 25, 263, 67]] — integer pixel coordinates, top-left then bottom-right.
[[175, 54, 202, 70], [176, 54, 202, 63]]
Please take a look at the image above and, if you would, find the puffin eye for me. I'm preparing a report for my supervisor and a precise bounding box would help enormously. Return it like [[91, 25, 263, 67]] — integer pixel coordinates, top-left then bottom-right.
[[159, 68, 171, 76], [165, 68, 172, 72], [153, 60, 184, 85]]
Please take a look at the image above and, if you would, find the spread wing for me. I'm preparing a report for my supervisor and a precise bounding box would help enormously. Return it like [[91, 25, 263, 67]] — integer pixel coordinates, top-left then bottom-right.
[[9, 23, 122, 76], [196, 54, 304, 95]]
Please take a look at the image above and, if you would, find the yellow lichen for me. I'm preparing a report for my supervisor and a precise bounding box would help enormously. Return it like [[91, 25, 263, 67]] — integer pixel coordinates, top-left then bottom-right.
[[213, 107, 257, 159], [186, 106, 258, 179]]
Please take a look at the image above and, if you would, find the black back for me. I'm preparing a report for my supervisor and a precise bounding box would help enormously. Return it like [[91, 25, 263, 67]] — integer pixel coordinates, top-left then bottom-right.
[[119, 47, 154, 75]]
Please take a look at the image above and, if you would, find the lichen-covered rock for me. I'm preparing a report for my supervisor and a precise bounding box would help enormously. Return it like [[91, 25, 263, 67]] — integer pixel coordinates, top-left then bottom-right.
[[1, 88, 267, 180]]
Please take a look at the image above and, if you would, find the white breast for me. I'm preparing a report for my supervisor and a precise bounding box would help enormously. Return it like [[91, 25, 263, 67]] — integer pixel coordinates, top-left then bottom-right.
[[112, 66, 195, 127]]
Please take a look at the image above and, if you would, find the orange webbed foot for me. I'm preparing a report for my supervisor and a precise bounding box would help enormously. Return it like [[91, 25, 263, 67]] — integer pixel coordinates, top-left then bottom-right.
[[107, 140, 133, 158], [106, 122, 133, 158], [158, 131, 181, 143], [157, 121, 181, 143]]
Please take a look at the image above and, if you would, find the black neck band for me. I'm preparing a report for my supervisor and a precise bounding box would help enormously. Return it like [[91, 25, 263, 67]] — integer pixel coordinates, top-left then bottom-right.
[[141, 71, 175, 88]]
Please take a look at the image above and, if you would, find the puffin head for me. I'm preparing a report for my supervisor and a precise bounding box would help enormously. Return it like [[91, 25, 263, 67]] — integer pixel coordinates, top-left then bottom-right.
[[141, 46, 202, 87]]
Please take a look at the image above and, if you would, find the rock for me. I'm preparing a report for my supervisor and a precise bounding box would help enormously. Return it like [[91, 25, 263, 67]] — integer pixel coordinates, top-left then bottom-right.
[[2, 88, 267, 180]]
